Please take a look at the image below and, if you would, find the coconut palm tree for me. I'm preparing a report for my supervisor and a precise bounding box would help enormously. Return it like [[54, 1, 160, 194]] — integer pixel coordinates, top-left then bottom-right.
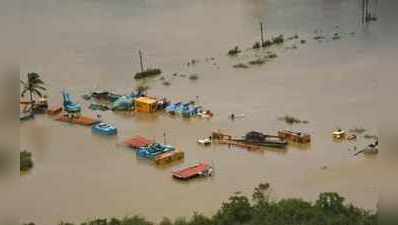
[[20, 72, 46, 104]]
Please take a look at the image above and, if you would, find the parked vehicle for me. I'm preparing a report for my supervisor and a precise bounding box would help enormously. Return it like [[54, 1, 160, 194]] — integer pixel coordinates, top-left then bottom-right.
[[92, 122, 118, 135]]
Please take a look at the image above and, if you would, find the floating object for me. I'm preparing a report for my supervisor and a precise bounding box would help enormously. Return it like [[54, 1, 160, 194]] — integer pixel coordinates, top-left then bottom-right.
[[278, 130, 311, 144], [165, 102, 182, 114], [198, 110, 214, 118], [91, 91, 121, 102], [62, 91, 81, 113], [125, 136, 154, 149], [89, 103, 110, 111], [135, 97, 158, 113], [243, 131, 288, 148], [172, 162, 214, 180], [47, 106, 63, 116], [20, 112, 34, 121], [197, 138, 212, 145], [332, 129, 345, 139], [92, 122, 117, 135], [154, 151, 184, 165], [112, 95, 134, 111], [55, 115, 99, 126], [354, 141, 378, 156], [346, 134, 357, 141], [136, 143, 175, 160]]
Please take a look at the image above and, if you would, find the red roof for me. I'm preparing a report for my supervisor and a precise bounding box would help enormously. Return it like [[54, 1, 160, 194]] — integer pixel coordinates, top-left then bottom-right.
[[125, 136, 153, 149], [172, 163, 209, 179]]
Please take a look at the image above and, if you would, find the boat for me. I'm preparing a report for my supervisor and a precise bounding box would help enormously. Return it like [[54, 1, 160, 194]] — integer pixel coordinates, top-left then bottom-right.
[[278, 130, 311, 144], [332, 129, 345, 139], [92, 122, 117, 135], [172, 162, 214, 180], [197, 138, 212, 145], [154, 151, 184, 165], [136, 143, 175, 160]]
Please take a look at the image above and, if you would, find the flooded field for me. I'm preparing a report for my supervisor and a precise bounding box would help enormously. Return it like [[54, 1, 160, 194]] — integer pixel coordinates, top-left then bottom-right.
[[18, 0, 398, 224]]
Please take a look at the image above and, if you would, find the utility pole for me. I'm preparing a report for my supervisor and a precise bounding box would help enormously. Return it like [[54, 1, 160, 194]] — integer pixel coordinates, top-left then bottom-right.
[[138, 50, 144, 73], [260, 22, 264, 46], [163, 131, 167, 145]]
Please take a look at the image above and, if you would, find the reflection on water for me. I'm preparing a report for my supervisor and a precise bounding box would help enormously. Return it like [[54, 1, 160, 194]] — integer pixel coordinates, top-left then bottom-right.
[[17, 0, 398, 224]]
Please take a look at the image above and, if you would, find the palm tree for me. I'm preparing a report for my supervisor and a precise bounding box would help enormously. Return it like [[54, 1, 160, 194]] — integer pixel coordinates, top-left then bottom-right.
[[20, 72, 46, 104]]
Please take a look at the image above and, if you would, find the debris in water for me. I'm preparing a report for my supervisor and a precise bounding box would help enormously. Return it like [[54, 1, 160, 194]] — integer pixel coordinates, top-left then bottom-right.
[[300, 40, 307, 44], [363, 134, 378, 140], [349, 127, 367, 134], [162, 81, 171, 86], [278, 115, 308, 125], [189, 74, 199, 81], [227, 46, 241, 56], [272, 35, 284, 44], [248, 58, 266, 65], [233, 63, 249, 69]]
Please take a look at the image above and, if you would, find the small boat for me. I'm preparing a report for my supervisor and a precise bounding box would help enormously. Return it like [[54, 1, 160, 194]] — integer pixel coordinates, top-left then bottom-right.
[[332, 129, 345, 139], [346, 134, 357, 141], [136, 143, 175, 160], [92, 122, 118, 135], [172, 162, 214, 180], [197, 138, 212, 145]]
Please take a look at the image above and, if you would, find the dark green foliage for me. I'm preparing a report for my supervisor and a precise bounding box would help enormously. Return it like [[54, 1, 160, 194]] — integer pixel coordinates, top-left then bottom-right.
[[20, 150, 33, 172], [38, 184, 376, 225], [134, 69, 162, 79], [20, 72, 47, 104], [227, 46, 241, 56]]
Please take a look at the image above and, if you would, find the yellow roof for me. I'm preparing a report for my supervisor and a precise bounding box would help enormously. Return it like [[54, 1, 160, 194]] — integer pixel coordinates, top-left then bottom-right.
[[135, 96, 157, 104]]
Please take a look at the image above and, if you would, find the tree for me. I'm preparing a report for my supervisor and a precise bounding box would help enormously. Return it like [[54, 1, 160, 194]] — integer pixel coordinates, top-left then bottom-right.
[[20, 72, 46, 104]]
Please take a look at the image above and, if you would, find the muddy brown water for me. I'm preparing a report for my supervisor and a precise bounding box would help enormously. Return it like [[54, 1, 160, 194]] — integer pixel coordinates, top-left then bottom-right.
[[16, 0, 398, 224]]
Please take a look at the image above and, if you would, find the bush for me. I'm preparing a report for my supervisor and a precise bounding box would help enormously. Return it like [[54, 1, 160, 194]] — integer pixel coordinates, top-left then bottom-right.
[[20, 150, 33, 172]]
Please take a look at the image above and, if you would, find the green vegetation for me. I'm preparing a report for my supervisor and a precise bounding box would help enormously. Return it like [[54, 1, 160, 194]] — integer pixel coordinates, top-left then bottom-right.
[[20, 150, 33, 172], [233, 63, 249, 69], [278, 115, 309, 124], [20, 72, 47, 104], [134, 68, 162, 79], [25, 183, 376, 225], [227, 46, 241, 56]]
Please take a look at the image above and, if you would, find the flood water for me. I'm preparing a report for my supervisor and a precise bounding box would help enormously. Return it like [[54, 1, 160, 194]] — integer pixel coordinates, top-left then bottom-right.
[[18, 0, 398, 224]]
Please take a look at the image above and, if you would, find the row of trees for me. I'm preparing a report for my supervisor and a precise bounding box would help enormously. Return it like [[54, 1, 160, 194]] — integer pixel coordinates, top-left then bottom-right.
[[24, 183, 377, 225]]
